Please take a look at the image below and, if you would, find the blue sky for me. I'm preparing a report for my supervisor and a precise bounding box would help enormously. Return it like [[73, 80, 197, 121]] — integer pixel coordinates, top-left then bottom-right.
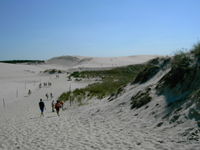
[[0, 0, 200, 60]]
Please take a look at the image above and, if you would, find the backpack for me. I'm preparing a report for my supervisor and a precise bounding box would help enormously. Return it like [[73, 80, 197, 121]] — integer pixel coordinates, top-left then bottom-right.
[[55, 102, 61, 109]]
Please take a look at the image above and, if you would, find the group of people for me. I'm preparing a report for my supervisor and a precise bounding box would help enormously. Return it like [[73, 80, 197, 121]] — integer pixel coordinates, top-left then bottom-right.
[[45, 93, 53, 100], [39, 82, 52, 89], [39, 99, 64, 116]]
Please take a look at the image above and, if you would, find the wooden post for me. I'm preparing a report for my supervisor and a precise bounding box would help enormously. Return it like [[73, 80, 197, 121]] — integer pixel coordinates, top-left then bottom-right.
[[16, 88, 18, 98], [69, 83, 72, 106], [25, 80, 27, 90], [3, 98, 5, 109]]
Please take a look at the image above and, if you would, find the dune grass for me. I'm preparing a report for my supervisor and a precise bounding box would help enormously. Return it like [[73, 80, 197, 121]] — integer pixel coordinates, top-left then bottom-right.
[[191, 42, 200, 60], [171, 51, 191, 70], [43, 69, 63, 74], [131, 88, 152, 109], [59, 64, 146, 103]]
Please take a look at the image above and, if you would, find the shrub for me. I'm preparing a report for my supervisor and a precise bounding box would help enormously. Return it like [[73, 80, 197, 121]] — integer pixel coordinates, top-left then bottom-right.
[[44, 69, 63, 74], [133, 57, 171, 84], [191, 42, 200, 60], [133, 65, 160, 84], [131, 88, 152, 109], [157, 52, 192, 90], [172, 51, 191, 70], [70, 72, 82, 78]]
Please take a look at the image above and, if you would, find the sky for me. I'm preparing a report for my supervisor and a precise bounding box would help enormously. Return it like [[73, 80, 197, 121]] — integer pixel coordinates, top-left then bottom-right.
[[0, 0, 200, 60]]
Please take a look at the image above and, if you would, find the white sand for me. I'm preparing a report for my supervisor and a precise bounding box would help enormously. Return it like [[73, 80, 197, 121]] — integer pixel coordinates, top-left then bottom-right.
[[0, 56, 199, 150]]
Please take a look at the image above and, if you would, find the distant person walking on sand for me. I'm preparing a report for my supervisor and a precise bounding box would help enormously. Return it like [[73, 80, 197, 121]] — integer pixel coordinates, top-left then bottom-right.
[[28, 89, 31, 96], [48, 82, 52, 86], [55, 100, 62, 116], [45, 93, 49, 99], [39, 99, 45, 116], [50, 93, 53, 99], [51, 100, 55, 112]]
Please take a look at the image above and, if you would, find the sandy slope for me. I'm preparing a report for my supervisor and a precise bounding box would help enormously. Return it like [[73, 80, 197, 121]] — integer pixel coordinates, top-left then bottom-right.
[[0, 58, 199, 150]]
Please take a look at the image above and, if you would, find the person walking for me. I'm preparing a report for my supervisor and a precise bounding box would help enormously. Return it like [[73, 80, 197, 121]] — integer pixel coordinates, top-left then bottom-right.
[[50, 93, 53, 99], [39, 99, 45, 116], [45, 93, 49, 99], [28, 89, 31, 96], [55, 100, 61, 116], [51, 100, 55, 112]]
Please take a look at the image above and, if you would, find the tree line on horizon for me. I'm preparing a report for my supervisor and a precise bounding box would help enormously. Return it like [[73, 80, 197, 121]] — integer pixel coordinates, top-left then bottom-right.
[[0, 60, 45, 64]]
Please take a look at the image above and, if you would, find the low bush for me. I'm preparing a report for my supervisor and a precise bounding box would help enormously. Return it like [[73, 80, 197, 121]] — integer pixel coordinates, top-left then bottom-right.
[[171, 51, 191, 70], [44, 69, 63, 74], [191, 42, 200, 60], [133, 65, 160, 84], [131, 88, 152, 109]]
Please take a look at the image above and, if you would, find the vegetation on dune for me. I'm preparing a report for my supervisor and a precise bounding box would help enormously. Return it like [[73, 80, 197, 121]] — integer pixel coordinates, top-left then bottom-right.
[[43, 69, 63, 74], [152, 42, 200, 131], [171, 51, 191, 70], [133, 57, 170, 84], [157, 52, 193, 91], [69, 65, 146, 79], [188, 89, 200, 122], [131, 87, 152, 109], [0, 60, 45, 64], [156, 45, 200, 103], [133, 64, 160, 84], [59, 42, 200, 139], [59, 64, 146, 103], [191, 42, 200, 60]]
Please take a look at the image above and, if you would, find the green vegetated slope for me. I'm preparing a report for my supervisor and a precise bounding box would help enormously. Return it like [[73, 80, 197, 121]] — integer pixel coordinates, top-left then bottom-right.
[[58, 43, 200, 140], [59, 43, 200, 121], [59, 64, 146, 104], [130, 43, 200, 109], [155, 43, 200, 128], [128, 43, 200, 140], [58, 55, 171, 107], [130, 56, 171, 109], [131, 43, 200, 130]]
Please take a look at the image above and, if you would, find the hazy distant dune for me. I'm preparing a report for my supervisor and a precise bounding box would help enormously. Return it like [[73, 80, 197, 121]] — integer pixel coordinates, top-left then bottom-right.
[[46, 55, 159, 68], [46, 56, 81, 66]]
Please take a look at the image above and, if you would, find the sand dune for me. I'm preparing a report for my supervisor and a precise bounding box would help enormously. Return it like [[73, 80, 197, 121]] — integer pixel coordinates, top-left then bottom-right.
[[46, 55, 159, 68], [0, 56, 199, 150]]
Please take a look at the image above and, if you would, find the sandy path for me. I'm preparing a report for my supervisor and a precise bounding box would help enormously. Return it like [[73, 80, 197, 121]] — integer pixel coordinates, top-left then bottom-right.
[[1, 101, 197, 150], [1, 93, 198, 150]]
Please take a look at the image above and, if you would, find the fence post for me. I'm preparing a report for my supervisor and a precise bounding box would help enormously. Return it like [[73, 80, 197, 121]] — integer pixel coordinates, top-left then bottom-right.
[[3, 98, 5, 109]]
